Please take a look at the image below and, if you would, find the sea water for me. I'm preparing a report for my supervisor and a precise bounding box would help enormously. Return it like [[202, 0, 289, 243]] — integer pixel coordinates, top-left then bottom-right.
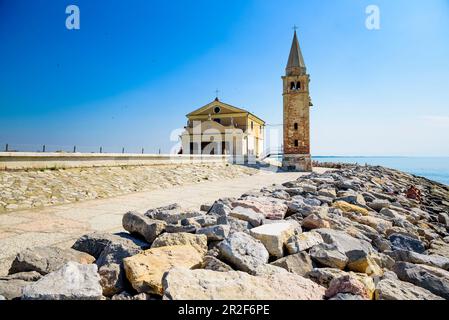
[[312, 157, 449, 186]]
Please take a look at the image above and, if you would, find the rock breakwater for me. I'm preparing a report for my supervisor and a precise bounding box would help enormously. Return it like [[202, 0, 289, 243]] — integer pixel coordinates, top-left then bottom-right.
[[1, 164, 448, 300]]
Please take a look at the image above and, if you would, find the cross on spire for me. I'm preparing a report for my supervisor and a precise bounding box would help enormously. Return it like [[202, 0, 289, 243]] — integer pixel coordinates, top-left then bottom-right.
[[292, 25, 299, 32], [215, 89, 220, 98]]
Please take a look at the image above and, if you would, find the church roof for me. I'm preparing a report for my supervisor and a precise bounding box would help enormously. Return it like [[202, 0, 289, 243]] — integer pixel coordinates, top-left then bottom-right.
[[186, 99, 265, 124], [286, 31, 306, 75]]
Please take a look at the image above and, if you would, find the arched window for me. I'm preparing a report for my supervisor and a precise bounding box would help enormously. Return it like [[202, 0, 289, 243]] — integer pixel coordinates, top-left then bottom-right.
[[296, 82, 301, 90], [294, 140, 299, 147], [294, 123, 298, 130], [290, 82, 295, 90]]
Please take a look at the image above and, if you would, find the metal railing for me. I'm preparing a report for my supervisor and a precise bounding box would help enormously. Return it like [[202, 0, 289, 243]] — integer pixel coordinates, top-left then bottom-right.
[[1, 143, 164, 155]]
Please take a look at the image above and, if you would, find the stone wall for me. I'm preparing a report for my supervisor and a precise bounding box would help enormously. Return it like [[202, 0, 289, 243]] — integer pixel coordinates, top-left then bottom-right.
[[0, 152, 230, 171]]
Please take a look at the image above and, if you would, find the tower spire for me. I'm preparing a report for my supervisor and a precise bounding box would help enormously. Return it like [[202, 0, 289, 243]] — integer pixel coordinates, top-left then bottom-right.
[[286, 29, 306, 76]]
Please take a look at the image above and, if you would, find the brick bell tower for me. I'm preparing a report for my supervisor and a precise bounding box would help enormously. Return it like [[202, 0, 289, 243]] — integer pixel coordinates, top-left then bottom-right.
[[282, 30, 313, 171]]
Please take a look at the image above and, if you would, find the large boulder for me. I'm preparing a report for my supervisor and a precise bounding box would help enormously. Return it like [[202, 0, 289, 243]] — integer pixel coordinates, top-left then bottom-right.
[[145, 203, 201, 224], [316, 228, 374, 256], [201, 256, 233, 272], [96, 243, 141, 297], [393, 262, 449, 299], [9, 247, 95, 275], [162, 268, 326, 300], [229, 206, 264, 227], [249, 222, 298, 258], [389, 233, 426, 254], [122, 211, 166, 243], [286, 231, 324, 254], [302, 214, 330, 230], [271, 252, 313, 276], [375, 278, 444, 300], [332, 201, 369, 216], [123, 245, 203, 295], [309, 243, 348, 269], [71, 232, 149, 259], [22, 262, 103, 300], [218, 232, 269, 273], [231, 197, 288, 220], [386, 249, 449, 270], [197, 225, 230, 241], [0, 279, 31, 300], [325, 274, 373, 300], [151, 233, 207, 255]]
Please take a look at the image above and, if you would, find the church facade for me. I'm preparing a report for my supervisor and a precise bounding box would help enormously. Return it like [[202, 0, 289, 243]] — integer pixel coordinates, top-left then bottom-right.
[[180, 98, 265, 158], [282, 31, 313, 171]]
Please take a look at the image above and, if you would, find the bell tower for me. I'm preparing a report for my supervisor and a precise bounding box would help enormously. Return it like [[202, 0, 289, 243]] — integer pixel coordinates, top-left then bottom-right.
[[282, 30, 313, 171]]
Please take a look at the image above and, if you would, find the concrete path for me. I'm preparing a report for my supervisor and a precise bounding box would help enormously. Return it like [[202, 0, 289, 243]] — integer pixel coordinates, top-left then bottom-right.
[[0, 168, 327, 274]]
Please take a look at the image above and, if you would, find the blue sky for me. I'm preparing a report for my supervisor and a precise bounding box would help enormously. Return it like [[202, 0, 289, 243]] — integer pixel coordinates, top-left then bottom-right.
[[1, 0, 448, 155]]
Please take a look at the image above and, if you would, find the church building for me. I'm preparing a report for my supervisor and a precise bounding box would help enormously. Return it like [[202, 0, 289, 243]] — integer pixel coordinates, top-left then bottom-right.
[[180, 98, 265, 158]]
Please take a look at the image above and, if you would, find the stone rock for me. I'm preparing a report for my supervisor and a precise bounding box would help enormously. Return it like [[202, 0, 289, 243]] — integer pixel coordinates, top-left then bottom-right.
[[329, 293, 366, 300], [122, 211, 166, 243], [306, 268, 347, 288], [151, 232, 208, 255], [226, 216, 252, 233], [165, 223, 197, 233], [95, 242, 141, 297], [218, 232, 269, 273], [162, 268, 326, 300], [0, 271, 42, 282], [145, 203, 201, 224], [386, 249, 449, 270], [388, 233, 425, 254], [336, 193, 366, 206], [325, 275, 372, 300], [367, 199, 391, 212], [438, 212, 449, 226], [286, 231, 324, 254], [393, 262, 449, 299], [200, 203, 213, 212], [332, 201, 369, 216], [9, 247, 95, 276], [316, 228, 374, 257], [231, 197, 288, 220], [346, 251, 383, 276], [72, 232, 149, 259], [197, 225, 230, 241], [302, 214, 330, 230], [229, 206, 264, 227], [182, 215, 217, 228], [318, 188, 337, 199], [428, 240, 449, 259], [22, 262, 103, 300], [208, 201, 232, 216], [309, 243, 348, 269], [271, 252, 313, 276], [111, 292, 152, 300], [249, 222, 297, 258], [350, 215, 393, 233], [201, 256, 233, 272], [123, 245, 203, 295], [251, 264, 289, 276], [375, 278, 444, 300], [0, 279, 30, 300]]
